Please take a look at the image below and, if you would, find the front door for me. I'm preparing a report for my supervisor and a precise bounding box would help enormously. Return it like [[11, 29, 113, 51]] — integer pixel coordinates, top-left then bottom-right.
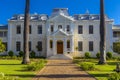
[[57, 41, 63, 54]]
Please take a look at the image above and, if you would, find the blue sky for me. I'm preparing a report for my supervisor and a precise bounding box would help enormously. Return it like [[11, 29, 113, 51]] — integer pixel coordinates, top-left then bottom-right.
[[0, 0, 120, 24]]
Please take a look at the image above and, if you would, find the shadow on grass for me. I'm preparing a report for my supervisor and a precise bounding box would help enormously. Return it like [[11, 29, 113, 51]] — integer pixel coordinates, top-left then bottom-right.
[[0, 64, 22, 65], [6, 74, 35, 78], [90, 73, 108, 77]]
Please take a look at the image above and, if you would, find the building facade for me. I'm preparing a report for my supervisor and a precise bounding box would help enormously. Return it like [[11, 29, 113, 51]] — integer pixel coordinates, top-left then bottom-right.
[[0, 8, 120, 57]]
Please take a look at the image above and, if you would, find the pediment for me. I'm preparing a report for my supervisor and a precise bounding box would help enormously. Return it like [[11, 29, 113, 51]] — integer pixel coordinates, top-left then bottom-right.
[[51, 29, 68, 36]]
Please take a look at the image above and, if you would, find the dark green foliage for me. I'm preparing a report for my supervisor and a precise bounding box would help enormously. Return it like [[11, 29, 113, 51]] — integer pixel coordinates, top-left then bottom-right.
[[8, 51, 14, 57], [19, 51, 24, 57], [30, 51, 36, 58], [25, 59, 46, 71], [113, 42, 120, 54], [96, 52, 100, 59], [108, 73, 120, 80], [80, 62, 95, 71], [85, 52, 91, 58], [106, 52, 113, 59]]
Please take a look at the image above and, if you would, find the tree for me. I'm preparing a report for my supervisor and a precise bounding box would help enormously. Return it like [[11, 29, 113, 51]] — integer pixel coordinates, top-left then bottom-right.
[[0, 39, 5, 53], [98, 0, 106, 64], [113, 42, 120, 54], [22, 0, 30, 64]]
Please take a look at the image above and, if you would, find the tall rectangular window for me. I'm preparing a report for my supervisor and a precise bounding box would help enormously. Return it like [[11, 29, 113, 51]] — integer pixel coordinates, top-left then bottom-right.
[[51, 25, 54, 32], [58, 25, 62, 29], [16, 42, 21, 51], [4, 31, 7, 37], [67, 40, 70, 48], [37, 41, 42, 51], [38, 25, 42, 34], [89, 41, 93, 51], [29, 41, 31, 51], [0, 32, 3, 37], [78, 25, 83, 34], [3, 42, 7, 51], [89, 25, 93, 34], [50, 40, 53, 48], [78, 41, 83, 51], [67, 25, 70, 32], [29, 25, 32, 34], [16, 25, 21, 34]]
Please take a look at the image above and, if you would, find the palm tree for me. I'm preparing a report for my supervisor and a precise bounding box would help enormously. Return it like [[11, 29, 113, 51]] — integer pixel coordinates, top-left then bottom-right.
[[22, 0, 30, 64], [98, 0, 106, 64]]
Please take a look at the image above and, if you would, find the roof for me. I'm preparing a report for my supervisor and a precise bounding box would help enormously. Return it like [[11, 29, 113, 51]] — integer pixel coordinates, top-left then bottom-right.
[[0, 25, 8, 29]]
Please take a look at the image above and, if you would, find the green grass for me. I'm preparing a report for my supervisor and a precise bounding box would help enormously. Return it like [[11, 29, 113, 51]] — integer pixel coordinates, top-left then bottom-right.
[[0, 60, 36, 80], [73, 59, 120, 80]]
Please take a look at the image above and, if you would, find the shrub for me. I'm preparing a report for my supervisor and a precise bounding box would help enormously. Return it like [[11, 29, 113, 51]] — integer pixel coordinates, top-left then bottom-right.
[[8, 51, 14, 57], [113, 42, 120, 54], [106, 52, 113, 59], [19, 51, 24, 57], [30, 51, 36, 58], [108, 73, 120, 80], [0, 72, 4, 78], [85, 52, 91, 58], [80, 62, 95, 71], [25, 59, 46, 71], [96, 52, 100, 59]]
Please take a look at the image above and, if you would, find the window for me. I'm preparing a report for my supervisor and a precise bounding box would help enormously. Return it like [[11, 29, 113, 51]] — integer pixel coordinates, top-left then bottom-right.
[[37, 41, 42, 51], [78, 41, 83, 51], [67, 40, 70, 48], [89, 25, 93, 34], [16, 25, 21, 34], [16, 42, 21, 51], [78, 25, 83, 34], [38, 25, 42, 34], [29, 25, 32, 34], [29, 41, 31, 51], [67, 25, 70, 32], [113, 31, 120, 37], [0, 32, 3, 37], [89, 41, 93, 51], [50, 40, 53, 48], [58, 25, 62, 29], [51, 25, 54, 32], [4, 32, 7, 37], [3, 42, 7, 51]]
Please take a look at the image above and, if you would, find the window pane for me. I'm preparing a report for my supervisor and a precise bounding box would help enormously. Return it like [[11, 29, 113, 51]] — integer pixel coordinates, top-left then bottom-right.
[[89, 25, 93, 34], [4, 32, 7, 37], [16, 42, 21, 51], [67, 40, 70, 48], [78, 25, 83, 34], [16, 25, 21, 34], [51, 25, 54, 32], [89, 41, 93, 51], [78, 41, 82, 51], [67, 25, 70, 32], [29, 25, 32, 34], [0, 32, 3, 37], [29, 41, 31, 51], [37, 41, 42, 51], [50, 40, 53, 48], [38, 25, 42, 34]]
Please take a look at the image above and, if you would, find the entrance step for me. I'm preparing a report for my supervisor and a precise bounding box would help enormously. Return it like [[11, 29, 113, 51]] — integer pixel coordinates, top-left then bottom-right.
[[47, 54, 73, 60]]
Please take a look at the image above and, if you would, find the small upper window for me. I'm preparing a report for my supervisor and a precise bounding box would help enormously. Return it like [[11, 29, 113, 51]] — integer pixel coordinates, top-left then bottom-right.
[[89, 25, 93, 34], [58, 25, 62, 29], [16, 25, 21, 34], [51, 25, 54, 32], [38, 25, 42, 34], [67, 25, 70, 32], [29, 25, 32, 34]]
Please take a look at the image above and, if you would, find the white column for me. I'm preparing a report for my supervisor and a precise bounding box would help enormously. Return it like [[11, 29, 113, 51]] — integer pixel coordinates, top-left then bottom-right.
[[70, 22, 74, 34], [64, 38, 67, 54], [8, 24, 12, 52], [53, 38, 56, 55], [70, 36, 74, 52]]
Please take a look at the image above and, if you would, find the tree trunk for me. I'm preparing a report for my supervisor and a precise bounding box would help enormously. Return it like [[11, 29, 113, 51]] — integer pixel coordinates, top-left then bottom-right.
[[22, 0, 30, 64], [98, 0, 106, 64]]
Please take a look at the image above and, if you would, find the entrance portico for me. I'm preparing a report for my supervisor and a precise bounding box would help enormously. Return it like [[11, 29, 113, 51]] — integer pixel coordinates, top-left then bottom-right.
[[46, 29, 74, 57]]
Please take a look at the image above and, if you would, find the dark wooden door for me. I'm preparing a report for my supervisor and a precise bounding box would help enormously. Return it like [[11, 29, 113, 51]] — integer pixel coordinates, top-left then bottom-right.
[[57, 42, 63, 54]]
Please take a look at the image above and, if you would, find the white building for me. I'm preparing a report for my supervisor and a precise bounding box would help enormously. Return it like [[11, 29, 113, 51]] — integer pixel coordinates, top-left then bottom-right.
[[0, 8, 120, 57]]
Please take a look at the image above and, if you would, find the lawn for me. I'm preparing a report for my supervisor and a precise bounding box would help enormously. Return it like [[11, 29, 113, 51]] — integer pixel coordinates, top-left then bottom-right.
[[73, 59, 120, 80], [0, 59, 38, 80]]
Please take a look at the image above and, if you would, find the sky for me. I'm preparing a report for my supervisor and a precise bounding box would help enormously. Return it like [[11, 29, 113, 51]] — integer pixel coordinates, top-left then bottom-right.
[[0, 0, 120, 25]]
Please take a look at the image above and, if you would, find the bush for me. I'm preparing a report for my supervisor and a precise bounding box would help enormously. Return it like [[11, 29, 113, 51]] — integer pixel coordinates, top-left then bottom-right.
[[19, 51, 24, 57], [0, 72, 4, 78], [25, 59, 46, 71], [96, 52, 100, 59], [108, 73, 120, 80], [8, 51, 14, 57], [30, 51, 36, 58], [107, 52, 113, 59], [80, 62, 95, 71], [113, 42, 120, 54], [85, 52, 91, 58]]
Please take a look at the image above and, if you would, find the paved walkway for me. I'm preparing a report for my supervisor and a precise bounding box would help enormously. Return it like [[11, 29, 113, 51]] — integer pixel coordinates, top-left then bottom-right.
[[32, 60, 96, 80]]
